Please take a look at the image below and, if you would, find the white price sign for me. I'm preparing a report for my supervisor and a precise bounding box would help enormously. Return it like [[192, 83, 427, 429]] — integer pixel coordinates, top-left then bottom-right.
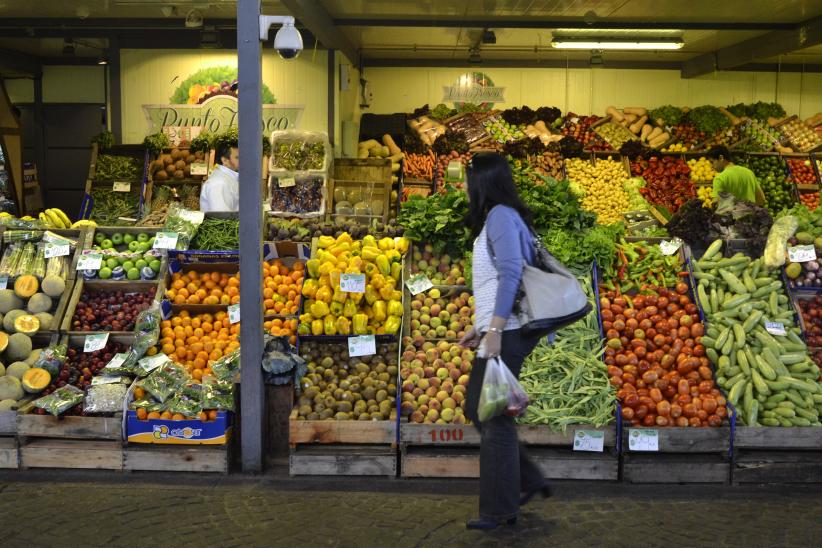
[[83, 333, 110, 353], [765, 321, 787, 336], [91, 376, 125, 386], [405, 274, 433, 296], [228, 303, 241, 324], [76, 252, 103, 271], [348, 335, 376, 358], [572, 430, 605, 452], [788, 245, 817, 263], [0, 275, 8, 289], [137, 353, 171, 374], [104, 353, 128, 371], [153, 232, 179, 250], [278, 177, 296, 188], [340, 273, 366, 293], [44, 241, 70, 258], [190, 163, 208, 176], [628, 428, 659, 451], [112, 181, 131, 192], [659, 238, 683, 256]]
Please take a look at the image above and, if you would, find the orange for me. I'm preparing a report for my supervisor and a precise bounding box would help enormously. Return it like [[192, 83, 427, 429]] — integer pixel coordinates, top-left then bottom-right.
[[202, 322, 213, 333], [192, 369, 204, 381], [230, 295, 240, 305], [134, 387, 146, 400], [172, 413, 185, 421], [188, 271, 199, 280], [172, 279, 185, 290], [162, 343, 175, 355], [208, 410, 219, 420], [173, 295, 186, 304], [220, 295, 231, 305], [160, 411, 172, 420], [204, 296, 219, 305], [198, 411, 208, 422], [136, 408, 148, 421], [148, 411, 161, 420], [176, 347, 187, 359], [227, 277, 240, 287]]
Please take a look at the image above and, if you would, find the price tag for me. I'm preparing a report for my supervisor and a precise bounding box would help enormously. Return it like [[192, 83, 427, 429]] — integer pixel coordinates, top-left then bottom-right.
[[152, 232, 179, 250], [340, 273, 366, 293], [190, 162, 208, 176], [278, 177, 296, 188], [179, 209, 205, 224], [104, 353, 128, 371], [112, 181, 131, 192], [348, 335, 376, 357], [83, 333, 110, 353], [788, 245, 817, 263], [659, 238, 683, 256], [0, 276, 8, 290], [44, 241, 70, 258], [91, 376, 125, 386], [628, 428, 659, 451], [228, 303, 241, 324], [118, 217, 137, 223], [137, 353, 171, 374], [573, 430, 605, 452], [765, 321, 787, 336], [405, 274, 433, 296], [76, 252, 103, 271]]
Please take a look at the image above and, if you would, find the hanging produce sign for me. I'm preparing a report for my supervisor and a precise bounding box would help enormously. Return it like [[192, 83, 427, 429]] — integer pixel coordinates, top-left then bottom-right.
[[442, 72, 505, 111]]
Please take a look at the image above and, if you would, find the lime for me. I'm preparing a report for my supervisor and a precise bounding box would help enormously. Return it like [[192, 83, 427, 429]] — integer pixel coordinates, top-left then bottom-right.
[[127, 267, 140, 280], [99, 267, 113, 280]]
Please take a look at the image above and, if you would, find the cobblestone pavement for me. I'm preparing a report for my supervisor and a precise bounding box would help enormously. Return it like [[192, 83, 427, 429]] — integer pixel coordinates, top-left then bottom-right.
[[0, 473, 820, 547]]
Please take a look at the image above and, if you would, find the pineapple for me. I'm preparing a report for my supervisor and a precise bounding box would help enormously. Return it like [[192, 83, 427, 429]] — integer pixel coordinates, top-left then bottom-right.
[[151, 185, 171, 213], [181, 184, 201, 210]]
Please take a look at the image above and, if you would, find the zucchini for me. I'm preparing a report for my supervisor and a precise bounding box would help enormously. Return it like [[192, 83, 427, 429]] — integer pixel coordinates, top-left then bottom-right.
[[701, 336, 717, 349], [761, 417, 780, 426], [751, 369, 771, 395], [706, 348, 720, 364], [791, 417, 812, 426], [766, 393, 787, 404], [742, 310, 763, 332], [753, 277, 774, 287], [710, 288, 719, 315], [747, 400, 759, 426], [728, 379, 747, 405], [774, 406, 796, 418], [715, 327, 731, 351], [737, 350, 751, 376], [742, 271, 757, 293], [732, 324, 746, 349], [721, 334, 735, 356], [702, 239, 723, 261], [755, 355, 777, 381], [769, 291, 779, 316], [698, 285, 711, 313], [722, 295, 750, 310]]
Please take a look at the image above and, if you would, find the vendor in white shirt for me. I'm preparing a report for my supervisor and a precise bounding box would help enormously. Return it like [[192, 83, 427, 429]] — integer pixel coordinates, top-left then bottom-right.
[[200, 143, 239, 212]]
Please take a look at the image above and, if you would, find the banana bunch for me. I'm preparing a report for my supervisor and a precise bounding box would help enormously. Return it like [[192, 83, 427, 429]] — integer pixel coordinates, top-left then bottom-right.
[[71, 219, 97, 229], [38, 208, 72, 229]]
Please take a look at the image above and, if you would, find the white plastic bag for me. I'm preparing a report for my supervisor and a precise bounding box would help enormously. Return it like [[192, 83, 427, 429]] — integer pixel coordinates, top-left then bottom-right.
[[477, 357, 530, 422]]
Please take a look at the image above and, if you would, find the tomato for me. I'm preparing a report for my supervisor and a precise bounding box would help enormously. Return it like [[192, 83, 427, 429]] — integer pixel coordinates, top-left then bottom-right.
[[698, 380, 713, 394], [663, 386, 677, 399], [609, 376, 623, 387], [607, 365, 623, 377], [716, 405, 728, 418], [678, 379, 690, 395], [622, 372, 637, 386], [643, 414, 657, 427], [649, 388, 663, 403], [655, 377, 670, 390], [697, 409, 709, 421], [624, 392, 639, 408], [635, 405, 648, 419], [670, 403, 682, 418], [698, 366, 712, 380], [683, 403, 697, 418], [676, 282, 689, 295], [716, 396, 727, 407], [675, 416, 689, 427], [657, 400, 671, 417], [636, 388, 650, 397], [622, 407, 635, 420], [707, 414, 722, 427], [689, 417, 702, 427], [641, 370, 658, 384], [702, 397, 718, 414], [655, 415, 669, 427]]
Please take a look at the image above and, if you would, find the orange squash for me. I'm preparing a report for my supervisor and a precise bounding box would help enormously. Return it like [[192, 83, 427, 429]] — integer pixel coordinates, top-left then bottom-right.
[[14, 275, 39, 299], [13, 314, 40, 336], [21, 367, 51, 394]]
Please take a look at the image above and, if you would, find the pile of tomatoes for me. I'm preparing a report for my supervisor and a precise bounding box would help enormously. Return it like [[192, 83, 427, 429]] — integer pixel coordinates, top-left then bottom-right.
[[600, 284, 729, 428]]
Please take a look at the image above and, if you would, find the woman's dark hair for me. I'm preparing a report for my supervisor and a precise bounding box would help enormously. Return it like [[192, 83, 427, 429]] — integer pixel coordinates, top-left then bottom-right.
[[707, 145, 730, 160], [465, 152, 533, 236]]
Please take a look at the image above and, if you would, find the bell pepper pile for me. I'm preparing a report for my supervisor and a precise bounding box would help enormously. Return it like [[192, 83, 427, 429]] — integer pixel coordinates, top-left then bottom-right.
[[633, 156, 695, 214], [299, 233, 410, 336], [601, 239, 689, 294]]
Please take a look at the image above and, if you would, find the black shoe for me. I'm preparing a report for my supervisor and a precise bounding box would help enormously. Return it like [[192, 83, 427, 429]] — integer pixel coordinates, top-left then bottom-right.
[[466, 517, 517, 530], [520, 483, 552, 506]]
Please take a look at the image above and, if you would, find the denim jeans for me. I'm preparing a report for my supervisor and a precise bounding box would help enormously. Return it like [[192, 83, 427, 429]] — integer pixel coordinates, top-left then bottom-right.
[[465, 328, 546, 521]]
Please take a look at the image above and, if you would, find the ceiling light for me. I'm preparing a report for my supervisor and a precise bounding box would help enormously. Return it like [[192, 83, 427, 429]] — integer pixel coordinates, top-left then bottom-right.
[[468, 47, 481, 65], [185, 8, 204, 28], [62, 39, 75, 56], [97, 52, 109, 65], [552, 37, 683, 50], [481, 30, 496, 44]]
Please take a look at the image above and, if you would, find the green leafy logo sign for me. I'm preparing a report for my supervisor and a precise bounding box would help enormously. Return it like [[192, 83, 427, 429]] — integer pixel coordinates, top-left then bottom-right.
[[442, 72, 505, 111]]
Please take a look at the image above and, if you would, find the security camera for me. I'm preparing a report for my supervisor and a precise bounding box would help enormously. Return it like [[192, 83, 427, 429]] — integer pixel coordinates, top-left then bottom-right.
[[259, 15, 303, 60]]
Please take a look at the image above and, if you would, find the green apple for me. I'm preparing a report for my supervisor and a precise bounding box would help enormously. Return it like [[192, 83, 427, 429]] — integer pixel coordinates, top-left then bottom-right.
[[127, 267, 141, 280], [98, 267, 113, 279], [149, 259, 161, 272], [101, 239, 114, 250], [106, 257, 119, 269], [137, 233, 149, 243], [122, 261, 135, 272], [95, 233, 106, 244], [123, 234, 135, 245], [135, 259, 148, 270], [128, 241, 140, 252], [111, 233, 124, 246]]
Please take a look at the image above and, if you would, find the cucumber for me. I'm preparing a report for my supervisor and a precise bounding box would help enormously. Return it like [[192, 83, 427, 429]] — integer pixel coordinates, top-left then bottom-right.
[[765, 379, 791, 391], [706, 348, 720, 364], [728, 378, 747, 405], [697, 285, 711, 313], [707, 326, 720, 339], [717, 355, 730, 372], [753, 277, 774, 287], [701, 336, 717, 349], [742, 310, 763, 332], [710, 288, 719, 314], [791, 417, 812, 426], [732, 324, 746, 349], [719, 270, 748, 294], [795, 407, 819, 421], [694, 272, 717, 281], [777, 401, 796, 410], [755, 355, 777, 381], [774, 407, 796, 418], [747, 400, 759, 427], [778, 376, 819, 393], [751, 369, 771, 395], [715, 327, 731, 351], [702, 240, 723, 261], [737, 349, 751, 376], [742, 271, 757, 293], [766, 393, 787, 404], [761, 418, 780, 426], [722, 295, 750, 310]]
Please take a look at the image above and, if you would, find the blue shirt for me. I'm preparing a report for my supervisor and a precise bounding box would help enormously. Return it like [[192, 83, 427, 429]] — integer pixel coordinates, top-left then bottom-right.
[[485, 205, 535, 319]]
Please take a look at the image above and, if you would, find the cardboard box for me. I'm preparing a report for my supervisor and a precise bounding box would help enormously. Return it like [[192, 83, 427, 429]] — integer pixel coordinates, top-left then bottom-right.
[[126, 410, 232, 445]]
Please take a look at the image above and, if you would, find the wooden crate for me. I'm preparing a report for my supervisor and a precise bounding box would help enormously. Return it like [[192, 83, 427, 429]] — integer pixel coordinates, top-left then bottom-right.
[[733, 427, 822, 484], [621, 427, 732, 484], [60, 279, 162, 335], [329, 158, 393, 225], [19, 439, 123, 470], [399, 423, 619, 481], [81, 179, 146, 224], [17, 413, 122, 440], [0, 437, 18, 469], [124, 444, 229, 474], [289, 445, 396, 476]]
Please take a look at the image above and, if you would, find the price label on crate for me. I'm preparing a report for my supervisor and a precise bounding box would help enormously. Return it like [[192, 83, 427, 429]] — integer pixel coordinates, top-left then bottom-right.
[[104, 353, 128, 371], [190, 162, 208, 176], [788, 245, 817, 263], [112, 181, 131, 192], [278, 177, 296, 188], [405, 274, 433, 296], [573, 430, 605, 452], [91, 376, 125, 386], [44, 240, 71, 258], [0, 275, 8, 289], [348, 335, 376, 357], [628, 428, 659, 451], [765, 321, 787, 336], [84, 333, 110, 353], [228, 303, 241, 324], [428, 427, 465, 443], [76, 252, 103, 271], [659, 238, 683, 256], [340, 273, 366, 293], [153, 232, 179, 250]]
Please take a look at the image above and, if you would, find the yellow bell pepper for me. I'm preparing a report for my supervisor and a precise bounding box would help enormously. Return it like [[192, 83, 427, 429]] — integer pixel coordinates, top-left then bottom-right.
[[318, 274, 331, 288], [349, 291, 364, 304], [395, 237, 410, 255], [380, 284, 395, 301], [364, 285, 379, 305], [361, 246, 381, 262], [332, 288, 347, 303], [387, 299, 403, 317], [301, 278, 318, 298], [310, 301, 330, 318], [306, 259, 321, 279], [317, 249, 336, 264], [315, 286, 332, 304], [373, 300, 387, 321], [336, 232, 353, 244], [378, 237, 395, 251], [386, 249, 401, 263], [351, 241, 361, 254], [328, 241, 350, 256], [323, 316, 337, 335], [311, 319, 324, 335], [362, 235, 378, 248], [336, 316, 351, 335], [343, 298, 358, 318], [391, 290, 403, 302], [329, 301, 344, 317], [298, 322, 311, 336], [353, 313, 368, 335], [390, 262, 403, 281], [376, 254, 391, 276], [329, 268, 342, 288], [317, 235, 336, 249], [384, 315, 402, 334], [299, 312, 314, 325], [336, 260, 349, 271], [370, 273, 386, 289], [364, 262, 379, 278], [348, 256, 364, 271], [319, 261, 335, 277]]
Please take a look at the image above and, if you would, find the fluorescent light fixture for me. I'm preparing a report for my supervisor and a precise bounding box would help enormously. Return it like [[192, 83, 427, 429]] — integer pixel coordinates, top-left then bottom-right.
[[552, 37, 683, 50]]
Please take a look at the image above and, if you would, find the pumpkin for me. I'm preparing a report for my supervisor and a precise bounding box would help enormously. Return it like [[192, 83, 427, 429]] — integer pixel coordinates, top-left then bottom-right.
[[13, 314, 40, 336], [21, 367, 51, 394], [14, 275, 39, 299]]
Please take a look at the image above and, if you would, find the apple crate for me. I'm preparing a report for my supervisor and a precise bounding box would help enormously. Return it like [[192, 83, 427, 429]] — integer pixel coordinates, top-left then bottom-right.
[[83, 226, 168, 280], [60, 279, 162, 336], [732, 426, 822, 484]]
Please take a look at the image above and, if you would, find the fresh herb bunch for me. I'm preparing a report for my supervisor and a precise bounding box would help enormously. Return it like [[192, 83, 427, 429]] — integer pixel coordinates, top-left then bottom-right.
[[143, 132, 171, 156], [687, 106, 731, 135], [649, 105, 684, 127], [189, 132, 213, 153], [542, 223, 623, 275], [92, 131, 115, 149], [518, 176, 596, 233], [430, 103, 457, 121], [398, 188, 471, 257], [726, 101, 786, 121]]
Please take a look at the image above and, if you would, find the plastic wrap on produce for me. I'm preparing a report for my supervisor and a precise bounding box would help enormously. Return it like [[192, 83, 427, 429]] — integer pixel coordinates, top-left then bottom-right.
[[444, 112, 490, 145], [267, 173, 327, 218], [268, 130, 333, 173]]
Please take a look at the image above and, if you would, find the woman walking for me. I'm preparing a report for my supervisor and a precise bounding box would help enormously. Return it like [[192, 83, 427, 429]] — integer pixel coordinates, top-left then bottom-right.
[[460, 152, 551, 530]]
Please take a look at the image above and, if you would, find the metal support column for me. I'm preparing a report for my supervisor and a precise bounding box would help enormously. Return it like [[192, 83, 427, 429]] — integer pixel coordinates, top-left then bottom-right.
[[237, 0, 265, 473], [327, 49, 335, 146]]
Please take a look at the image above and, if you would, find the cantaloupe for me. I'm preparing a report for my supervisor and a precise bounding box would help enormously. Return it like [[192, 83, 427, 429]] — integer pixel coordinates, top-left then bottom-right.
[[6, 333, 32, 362], [14, 315, 39, 336], [41, 275, 66, 298], [13, 275, 38, 299], [27, 293, 52, 314], [3, 309, 25, 333], [6, 361, 29, 379], [0, 376, 23, 401], [0, 332, 7, 354], [0, 290, 22, 314], [0, 399, 16, 411], [0, 362, 5, 376], [21, 367, 50, 394], [25, 349, 42, 366], [34, 313, 54, 331]]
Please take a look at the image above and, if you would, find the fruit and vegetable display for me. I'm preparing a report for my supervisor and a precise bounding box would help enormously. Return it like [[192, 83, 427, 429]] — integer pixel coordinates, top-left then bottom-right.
[[158, 309, 239, 378], [738, 120, 784, 152], [561, 114, 606, 148], [297, 340, 398, 421], [528, 151, 565, 180], [89, 187, 141, 226], [269, 175, 325, 216], [431, 150, 471, 191], [688, 105, 732, 137], [94, 154, 143, 181], [410, 245, 468, 286], [600, 239, 687, 293], [408, 115, 447, 147], [594, 121, 641, 150], [797, 295, 822, 347], [399, 188, 470, 257], [0, 340, 67, 412], [149, 148, 206, 182], [565, 157, 629, 224], [799, 192, 820, 211], [0, 256, 69, 335], [70, 286, 156, 333], [778, 117, 822, 152], [697, 186, 714, 208], [402, 151, 437, 181], [602, 106, 674, 149], [687, 157, 717, 183], [631, 156, 695, 214], [786, 158, 819, 186], [445, 112, 491, 145], [190, 218, 239, 251], [270, 137, 328, 172], [407, 288, 474, 342], [85, 230, 162, 281], [694, 241, 821, 427], [666, 124, 705, 150], [482, 115, 526, 143], [744, 155, 796, 214]]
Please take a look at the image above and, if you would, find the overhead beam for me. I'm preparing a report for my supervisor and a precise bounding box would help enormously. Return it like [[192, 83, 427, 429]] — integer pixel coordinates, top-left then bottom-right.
[[362, 57, 683, 70], [281, 0, 359, 66], [0, 48, 42, 77], [334, 17, 797, 32], [682, 16, 822, 78]]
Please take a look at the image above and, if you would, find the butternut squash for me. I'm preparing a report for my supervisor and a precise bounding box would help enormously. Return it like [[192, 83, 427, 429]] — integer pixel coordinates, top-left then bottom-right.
[[647, 127, 663, 142], [623, 107, 648, 116], [382, 134, 402, 156], [629, 115, 648, 135], [640, 124, 653, 142], [605, 106, 624, 122]]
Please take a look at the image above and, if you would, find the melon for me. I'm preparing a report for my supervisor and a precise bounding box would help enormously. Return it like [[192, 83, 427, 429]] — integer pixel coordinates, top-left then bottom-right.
[[34, 313, 54, 331], [0, 290, 22, 314], [25, 349, 42, 366], [0, 362, 5, 376], [41, 275, 66, 298], [6, 333, 32, 362], [0, 399, 16, 411], [0, 332, 7, 353], [21, 367, 50, 394], [3, 309, 25, 333], [27, 293, 52, 314], [14, 315, 39, 336], [13, 275, 38, 299], [0, 376, 23, 401], [6, 361, 29, 379]]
